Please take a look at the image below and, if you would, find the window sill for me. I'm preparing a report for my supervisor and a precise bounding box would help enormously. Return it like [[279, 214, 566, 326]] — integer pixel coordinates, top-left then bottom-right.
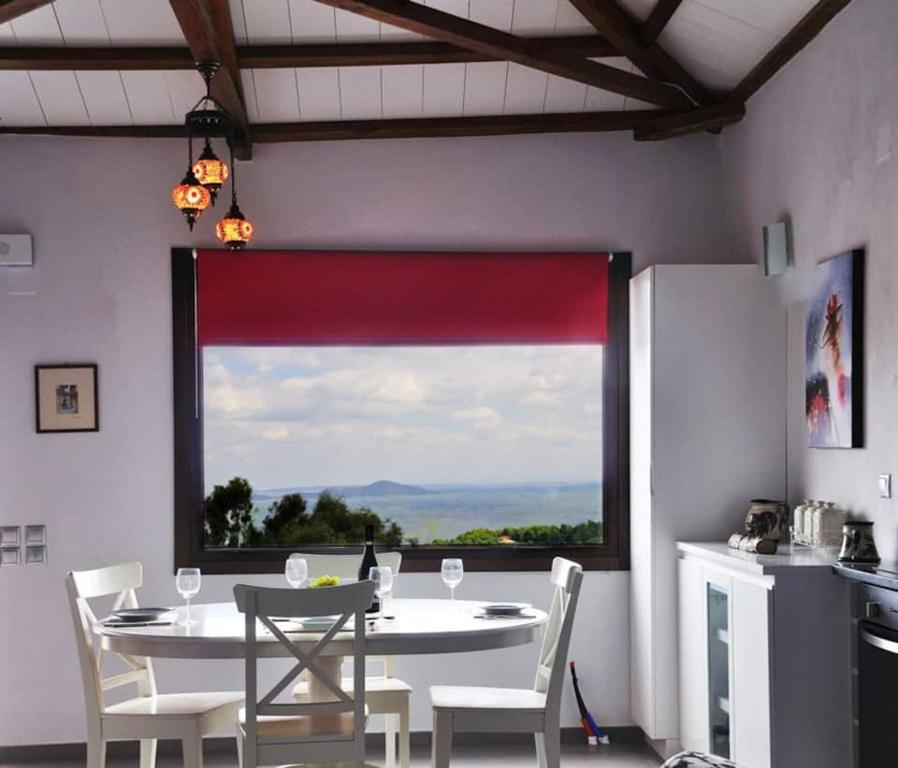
[[176, 545, 629, 574]]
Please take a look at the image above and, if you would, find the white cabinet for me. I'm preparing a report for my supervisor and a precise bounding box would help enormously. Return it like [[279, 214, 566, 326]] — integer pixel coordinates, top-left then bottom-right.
[[629, 265, 787, 748], [677, 543, 852, 768]]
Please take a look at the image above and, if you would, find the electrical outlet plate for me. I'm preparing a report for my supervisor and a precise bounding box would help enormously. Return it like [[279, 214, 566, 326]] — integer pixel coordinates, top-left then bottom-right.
[[879, 473, 892, 499]]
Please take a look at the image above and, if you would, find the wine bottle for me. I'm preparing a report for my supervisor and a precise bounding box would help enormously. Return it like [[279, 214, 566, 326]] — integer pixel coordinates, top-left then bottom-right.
[[359, 524, 379, 614]]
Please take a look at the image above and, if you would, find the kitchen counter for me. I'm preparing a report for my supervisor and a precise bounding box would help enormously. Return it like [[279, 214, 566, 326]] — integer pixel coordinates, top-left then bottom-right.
[[677, 541, 840, 576]]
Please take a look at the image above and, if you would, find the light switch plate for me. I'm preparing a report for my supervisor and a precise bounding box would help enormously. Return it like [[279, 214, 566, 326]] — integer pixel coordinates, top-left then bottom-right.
[[0, 546, 20, 566], [25, 545, 46, 566], [879, 473, 892, 499], [25, 525, 45, 545]]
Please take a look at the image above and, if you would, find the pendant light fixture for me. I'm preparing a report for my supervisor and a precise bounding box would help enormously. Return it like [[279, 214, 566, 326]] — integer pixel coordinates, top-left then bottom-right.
[[193, 137, 229, 204], [170, 60, 255, 244], [215, 142, 254, 250], [171, 136, 211, 230]]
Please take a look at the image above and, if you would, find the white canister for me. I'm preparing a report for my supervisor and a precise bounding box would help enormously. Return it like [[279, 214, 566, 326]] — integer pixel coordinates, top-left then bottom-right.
[[803, 502, 819, 546], [793, 500, 809, 542]]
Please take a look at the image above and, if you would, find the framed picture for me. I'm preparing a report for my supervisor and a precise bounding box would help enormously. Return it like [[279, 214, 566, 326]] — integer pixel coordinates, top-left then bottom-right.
[[35, 364, 99, 433], [806, 249, 864, 448]]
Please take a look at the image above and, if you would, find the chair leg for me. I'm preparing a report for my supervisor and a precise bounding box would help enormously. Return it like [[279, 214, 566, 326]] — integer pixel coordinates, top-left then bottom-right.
[[235, 723, 244, 768], [86, 737, 106, 768], [182, 729, 203, 768], [140, 738, 158, 768], [431, 710, 453, 768], [385, 714, 397, 768], [542, 728, 561, 768], [535, 732, 547, 768], [399, 702, 411, 768]]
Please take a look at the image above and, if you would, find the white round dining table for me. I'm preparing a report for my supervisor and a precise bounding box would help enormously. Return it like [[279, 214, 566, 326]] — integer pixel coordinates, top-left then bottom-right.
[[96, 598, 548, 659]]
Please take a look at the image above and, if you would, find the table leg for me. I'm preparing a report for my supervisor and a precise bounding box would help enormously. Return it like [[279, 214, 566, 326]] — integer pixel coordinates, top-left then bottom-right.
[[307, 655, 348, 768]]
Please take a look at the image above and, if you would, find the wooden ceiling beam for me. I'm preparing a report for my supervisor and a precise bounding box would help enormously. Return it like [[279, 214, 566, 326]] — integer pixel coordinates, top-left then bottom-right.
[[311, 0, 692, 110], [0, 35, 615, 71], [634, 101, 745, 141], [638, 0, 685, 45], [169, 0, 252, 159], [0, 112, 663, 142], [0, 0, 53, 24], [0, 105, 744, 143], [567, 0, 713, 106], [730, 0, 854, 102]]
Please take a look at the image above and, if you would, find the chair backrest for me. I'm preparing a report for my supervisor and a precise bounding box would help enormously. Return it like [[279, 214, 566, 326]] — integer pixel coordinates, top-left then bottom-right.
[[533, 557, 583, 725], [286, 551, 402, 581], [234, 581, 375, 768], [65, 562, 157, 733]]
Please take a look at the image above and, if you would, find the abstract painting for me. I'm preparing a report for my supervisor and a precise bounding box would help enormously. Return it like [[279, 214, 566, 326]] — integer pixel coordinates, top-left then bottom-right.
[[806, 249, 864, 448]]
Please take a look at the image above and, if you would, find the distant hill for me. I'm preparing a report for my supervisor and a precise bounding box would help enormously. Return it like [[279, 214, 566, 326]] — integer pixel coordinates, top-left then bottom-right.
[[325, 480, 433, 498], [254, 480, 433, 501]]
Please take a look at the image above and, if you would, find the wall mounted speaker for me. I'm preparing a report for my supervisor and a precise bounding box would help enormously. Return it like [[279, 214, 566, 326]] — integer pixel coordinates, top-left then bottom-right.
[[0, 234, 33, 267]]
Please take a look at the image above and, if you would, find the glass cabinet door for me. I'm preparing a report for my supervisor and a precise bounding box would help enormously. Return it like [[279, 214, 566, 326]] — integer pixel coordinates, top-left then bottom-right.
[[707, 583, 731, 759]]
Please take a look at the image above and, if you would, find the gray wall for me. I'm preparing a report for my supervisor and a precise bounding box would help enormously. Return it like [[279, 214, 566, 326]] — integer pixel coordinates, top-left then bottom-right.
[[720, 0, 898, 560], [0, 130, 730, 746]]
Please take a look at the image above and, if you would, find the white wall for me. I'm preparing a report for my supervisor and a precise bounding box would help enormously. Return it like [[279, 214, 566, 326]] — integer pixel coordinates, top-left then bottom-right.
[[0, 130, 731, 746], [720, 0, 898, 561]]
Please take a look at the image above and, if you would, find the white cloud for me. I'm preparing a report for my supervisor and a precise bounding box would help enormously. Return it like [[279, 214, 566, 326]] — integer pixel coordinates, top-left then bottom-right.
[[203, 345, 603, 488]]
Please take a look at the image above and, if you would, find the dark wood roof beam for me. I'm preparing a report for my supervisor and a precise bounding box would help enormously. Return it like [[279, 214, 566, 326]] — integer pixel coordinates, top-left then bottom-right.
[[0, 0, 53, 24], [638, 0, 685, 45], [567, 0, 713, 106], [0, 105, 747, 143], [0, 35, 615, 71], [634, 101, 745, 140], [169, 0, 252, 159], [730, 0, 854, 102], [311, 0, 692, 110]]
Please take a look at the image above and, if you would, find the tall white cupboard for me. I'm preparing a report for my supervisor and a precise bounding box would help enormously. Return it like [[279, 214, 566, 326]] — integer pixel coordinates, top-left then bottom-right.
[[629, 265, 787, 754]]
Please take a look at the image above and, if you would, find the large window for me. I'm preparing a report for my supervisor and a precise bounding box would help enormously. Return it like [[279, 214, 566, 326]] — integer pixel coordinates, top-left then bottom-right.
[[173, 249, 630, 572]]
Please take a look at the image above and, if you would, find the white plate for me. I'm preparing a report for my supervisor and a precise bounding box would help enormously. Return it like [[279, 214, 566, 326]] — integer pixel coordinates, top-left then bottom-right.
[[480, 602, 532, 616]]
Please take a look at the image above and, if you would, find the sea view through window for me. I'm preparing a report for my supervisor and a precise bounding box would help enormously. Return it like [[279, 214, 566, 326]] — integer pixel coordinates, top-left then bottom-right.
[[202, 345, 603, 548]]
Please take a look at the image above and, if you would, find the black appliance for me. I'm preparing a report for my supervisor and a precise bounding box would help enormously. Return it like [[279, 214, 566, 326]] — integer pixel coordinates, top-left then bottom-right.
[[850, 574, 898, 767]]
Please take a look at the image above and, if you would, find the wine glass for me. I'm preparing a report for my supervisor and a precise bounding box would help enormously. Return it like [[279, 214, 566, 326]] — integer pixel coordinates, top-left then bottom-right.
[[369, 566, 393, 620], [441, 558, 464, 602], [175, 567, 201, 627], [285, 554, 308, 589]]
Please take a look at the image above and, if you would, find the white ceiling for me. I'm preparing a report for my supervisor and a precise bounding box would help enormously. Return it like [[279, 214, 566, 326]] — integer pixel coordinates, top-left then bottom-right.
[[0, 0, 822, 128]]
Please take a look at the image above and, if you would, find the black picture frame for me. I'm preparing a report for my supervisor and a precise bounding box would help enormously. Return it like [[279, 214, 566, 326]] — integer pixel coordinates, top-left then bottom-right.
[[34, 363, 100, 434], [805, 248, 864, 448]]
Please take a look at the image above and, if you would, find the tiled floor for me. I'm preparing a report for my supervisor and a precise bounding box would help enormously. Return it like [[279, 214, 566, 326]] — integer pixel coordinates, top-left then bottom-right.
[[0, 740, 663, 767]]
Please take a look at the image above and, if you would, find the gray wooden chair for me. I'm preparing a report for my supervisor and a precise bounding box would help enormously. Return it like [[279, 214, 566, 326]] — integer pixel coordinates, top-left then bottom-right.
[[429, 557, 583, 768], [289, 551, 411, 768], [234, 580, 375, 768], [66, 562, 243, 768]]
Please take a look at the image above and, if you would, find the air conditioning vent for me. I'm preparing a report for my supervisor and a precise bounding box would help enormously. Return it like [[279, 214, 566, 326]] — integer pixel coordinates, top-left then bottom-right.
[[0, 235, 33, 267]]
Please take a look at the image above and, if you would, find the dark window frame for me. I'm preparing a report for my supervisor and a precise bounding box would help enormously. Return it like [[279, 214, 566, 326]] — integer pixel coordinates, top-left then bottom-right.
[[172, 248, 630, 574]]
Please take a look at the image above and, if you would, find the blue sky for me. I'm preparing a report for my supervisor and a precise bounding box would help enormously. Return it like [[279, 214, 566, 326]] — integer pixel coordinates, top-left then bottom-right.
[[203, 345, 603, 490]]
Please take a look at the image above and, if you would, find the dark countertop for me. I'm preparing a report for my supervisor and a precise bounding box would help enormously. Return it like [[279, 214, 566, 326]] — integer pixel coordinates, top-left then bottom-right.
[[833, 561, 898, 590]]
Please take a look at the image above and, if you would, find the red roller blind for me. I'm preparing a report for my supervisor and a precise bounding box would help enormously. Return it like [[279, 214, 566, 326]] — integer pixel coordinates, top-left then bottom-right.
[[196, 249, 609, 346]]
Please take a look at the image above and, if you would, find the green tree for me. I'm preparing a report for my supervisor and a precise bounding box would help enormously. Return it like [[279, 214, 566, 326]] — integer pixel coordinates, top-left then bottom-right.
[[263, 493, 308, 542], [203, 477, 256, 547]]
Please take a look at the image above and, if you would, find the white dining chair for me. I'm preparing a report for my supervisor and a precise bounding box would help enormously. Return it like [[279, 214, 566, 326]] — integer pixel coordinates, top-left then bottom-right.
[[429, 557, 584, 768], [290, 551, 412, 768], [234, 580, 375, 768], [66, 562, 244, 768]]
